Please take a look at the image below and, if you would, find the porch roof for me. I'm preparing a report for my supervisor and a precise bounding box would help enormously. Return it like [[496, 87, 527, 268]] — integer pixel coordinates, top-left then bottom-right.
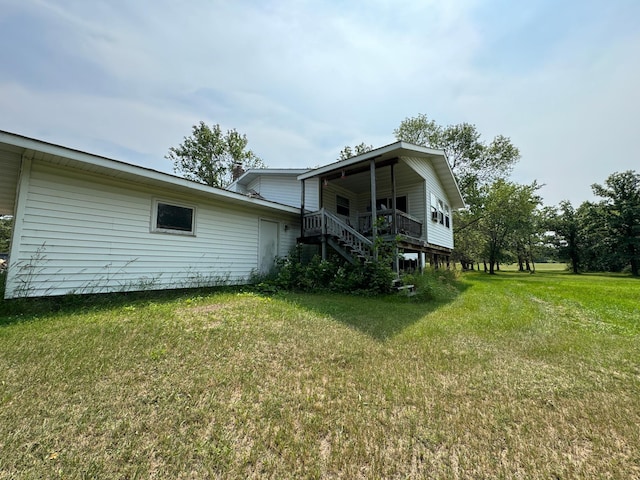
[[297, 141, 465, 210]]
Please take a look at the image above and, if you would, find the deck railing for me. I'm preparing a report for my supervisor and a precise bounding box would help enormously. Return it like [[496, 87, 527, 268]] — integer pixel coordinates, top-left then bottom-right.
[[357, 209, 423, 238], [303, 209, 373, 259]]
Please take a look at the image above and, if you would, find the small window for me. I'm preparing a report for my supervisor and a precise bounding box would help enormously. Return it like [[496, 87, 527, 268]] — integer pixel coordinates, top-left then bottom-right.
[[438, 199, 445, 224], [336, 195, 350, 217], [445, 204, 451, 228], [152, 200, 195, 235]]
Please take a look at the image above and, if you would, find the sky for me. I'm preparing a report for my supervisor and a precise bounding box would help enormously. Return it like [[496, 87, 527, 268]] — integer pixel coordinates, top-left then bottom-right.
[[1, 0, 638, 207]]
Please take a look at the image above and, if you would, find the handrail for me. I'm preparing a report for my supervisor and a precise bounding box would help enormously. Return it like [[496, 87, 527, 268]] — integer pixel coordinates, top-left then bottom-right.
[[357, 209, 422, 237], [303, 209, 373, 259]]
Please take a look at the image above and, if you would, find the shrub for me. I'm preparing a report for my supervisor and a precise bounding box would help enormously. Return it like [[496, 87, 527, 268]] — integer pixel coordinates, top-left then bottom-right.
[[403, 268, 460, 302], [257, 247, 394, 296]]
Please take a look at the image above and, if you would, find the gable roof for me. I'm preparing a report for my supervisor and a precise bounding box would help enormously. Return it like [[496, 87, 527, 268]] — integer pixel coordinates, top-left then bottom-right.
[[298, 141, 465, 209], [0, 130, 300, 215]]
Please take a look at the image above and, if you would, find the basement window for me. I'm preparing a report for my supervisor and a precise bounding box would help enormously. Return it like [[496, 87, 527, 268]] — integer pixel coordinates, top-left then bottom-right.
[[152, 200, 196, 235]]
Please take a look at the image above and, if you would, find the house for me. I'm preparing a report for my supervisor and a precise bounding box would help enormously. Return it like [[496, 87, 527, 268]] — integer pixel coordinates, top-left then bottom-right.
[[1, 132, 464, 299], [0, 131, 301, 299], [230, 142, 465, 270]]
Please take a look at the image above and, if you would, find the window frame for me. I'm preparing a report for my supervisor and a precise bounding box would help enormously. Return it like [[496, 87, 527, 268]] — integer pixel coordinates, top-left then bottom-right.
[[383, 195, 408, 213], [437, 199, 445, 225], [430, 193, 438, 222], [151, 199, 197, 236], [336, 195, 350, 217], [444, 204, 451, 228]]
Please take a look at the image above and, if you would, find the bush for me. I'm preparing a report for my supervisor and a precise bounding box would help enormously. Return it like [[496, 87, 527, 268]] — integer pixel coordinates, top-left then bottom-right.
[[403, 268, 460, 302], [256, 247, 394, 296]]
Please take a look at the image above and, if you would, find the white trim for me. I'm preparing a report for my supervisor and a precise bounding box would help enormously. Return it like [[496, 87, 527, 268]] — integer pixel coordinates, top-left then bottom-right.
[[297, 141, 445, 180], [150, 198, 197, 236]]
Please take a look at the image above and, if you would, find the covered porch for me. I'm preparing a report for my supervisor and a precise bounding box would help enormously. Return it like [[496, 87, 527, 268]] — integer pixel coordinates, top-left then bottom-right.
[[296, 142, 454, 270]]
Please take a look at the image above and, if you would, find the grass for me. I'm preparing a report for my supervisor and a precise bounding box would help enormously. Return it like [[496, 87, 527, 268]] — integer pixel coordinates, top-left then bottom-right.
[[0, 271, 639, 478]]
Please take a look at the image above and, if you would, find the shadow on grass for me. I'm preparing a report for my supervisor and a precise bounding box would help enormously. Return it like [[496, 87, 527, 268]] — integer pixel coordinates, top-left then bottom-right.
[[1, 269, 471, 340], [279, 279, 470, 342]]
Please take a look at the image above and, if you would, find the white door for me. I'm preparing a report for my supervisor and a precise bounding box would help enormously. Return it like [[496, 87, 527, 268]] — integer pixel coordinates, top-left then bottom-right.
[[259, 219, 279, 274]]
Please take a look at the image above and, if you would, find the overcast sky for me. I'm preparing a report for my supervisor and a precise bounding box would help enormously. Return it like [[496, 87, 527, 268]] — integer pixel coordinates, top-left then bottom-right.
[[1, 0, 638, 206]]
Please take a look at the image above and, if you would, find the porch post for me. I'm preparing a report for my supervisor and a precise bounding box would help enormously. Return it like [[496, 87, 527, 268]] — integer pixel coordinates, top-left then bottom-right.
[[300, 178, 305, 239], [321, 207, 327, 260], [370, 159, 378, 261], [391, 162, 397, 235], [390, 162, 398, 273]]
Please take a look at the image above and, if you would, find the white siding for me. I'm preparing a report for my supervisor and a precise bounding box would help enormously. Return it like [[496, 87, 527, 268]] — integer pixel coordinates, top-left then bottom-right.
[[5, 161, 299, 298], [404, 156, 454, 249], [248, 175, 318, 210]]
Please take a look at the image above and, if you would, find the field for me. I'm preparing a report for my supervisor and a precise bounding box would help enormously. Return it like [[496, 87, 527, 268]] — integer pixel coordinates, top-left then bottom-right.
[[0, 270, 639, 479]]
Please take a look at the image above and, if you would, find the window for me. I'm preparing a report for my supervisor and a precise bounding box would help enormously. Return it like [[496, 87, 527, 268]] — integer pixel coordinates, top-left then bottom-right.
[[430, 193, 438, 222], [152, 200, 195, 235], [382, 196, 407, 212], [336, 195, 350, 217], [438, 200, 445, 224], [445, 204, 451, 228]]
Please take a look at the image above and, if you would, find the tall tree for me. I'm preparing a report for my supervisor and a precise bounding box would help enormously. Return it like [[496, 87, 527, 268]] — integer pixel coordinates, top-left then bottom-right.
[[477, 180, 542, 274], [393, 113, 520, 196], [394, 114, 522, 269], [591, 170, 640, 276], [167, 122, 265, 188], [548, 201, 582, 273]]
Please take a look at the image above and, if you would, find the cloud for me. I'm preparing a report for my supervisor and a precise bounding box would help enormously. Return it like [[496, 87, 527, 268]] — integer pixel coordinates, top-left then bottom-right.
[[0, 0, 638, 206]]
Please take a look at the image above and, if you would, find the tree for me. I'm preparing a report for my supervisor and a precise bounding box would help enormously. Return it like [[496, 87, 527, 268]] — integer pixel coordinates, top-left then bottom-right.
[[394, 114, 523, 269], [167, 122, 265, 188], [338, 142, 373, 161], [393, 113, 520, 196], [547, 201, 582, 273], [591, 170, 640, 276], [477, 180, 542, 274]]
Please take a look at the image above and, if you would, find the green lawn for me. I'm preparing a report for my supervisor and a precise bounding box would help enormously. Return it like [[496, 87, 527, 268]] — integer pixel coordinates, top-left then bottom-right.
[[0, 271, 639, 479]]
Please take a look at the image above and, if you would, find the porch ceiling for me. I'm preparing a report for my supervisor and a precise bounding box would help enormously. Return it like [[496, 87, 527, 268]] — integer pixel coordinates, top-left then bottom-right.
[[323, 160, 418, 194]]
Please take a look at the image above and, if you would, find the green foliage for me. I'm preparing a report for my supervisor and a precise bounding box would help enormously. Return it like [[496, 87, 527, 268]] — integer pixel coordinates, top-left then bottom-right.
[[590, 170, 640, 276], [395, 114, 523, 269], [547, 201, 582, 273], [167, 121, 265, 188], [0, 216, 12, 252], [477, 180, 542, 274], [394, 113, 520, 197], [337, 142, 373, 161], [548, 171, 640, 276], [403, 268, 461, 302], [256, 247, 394, 295]]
